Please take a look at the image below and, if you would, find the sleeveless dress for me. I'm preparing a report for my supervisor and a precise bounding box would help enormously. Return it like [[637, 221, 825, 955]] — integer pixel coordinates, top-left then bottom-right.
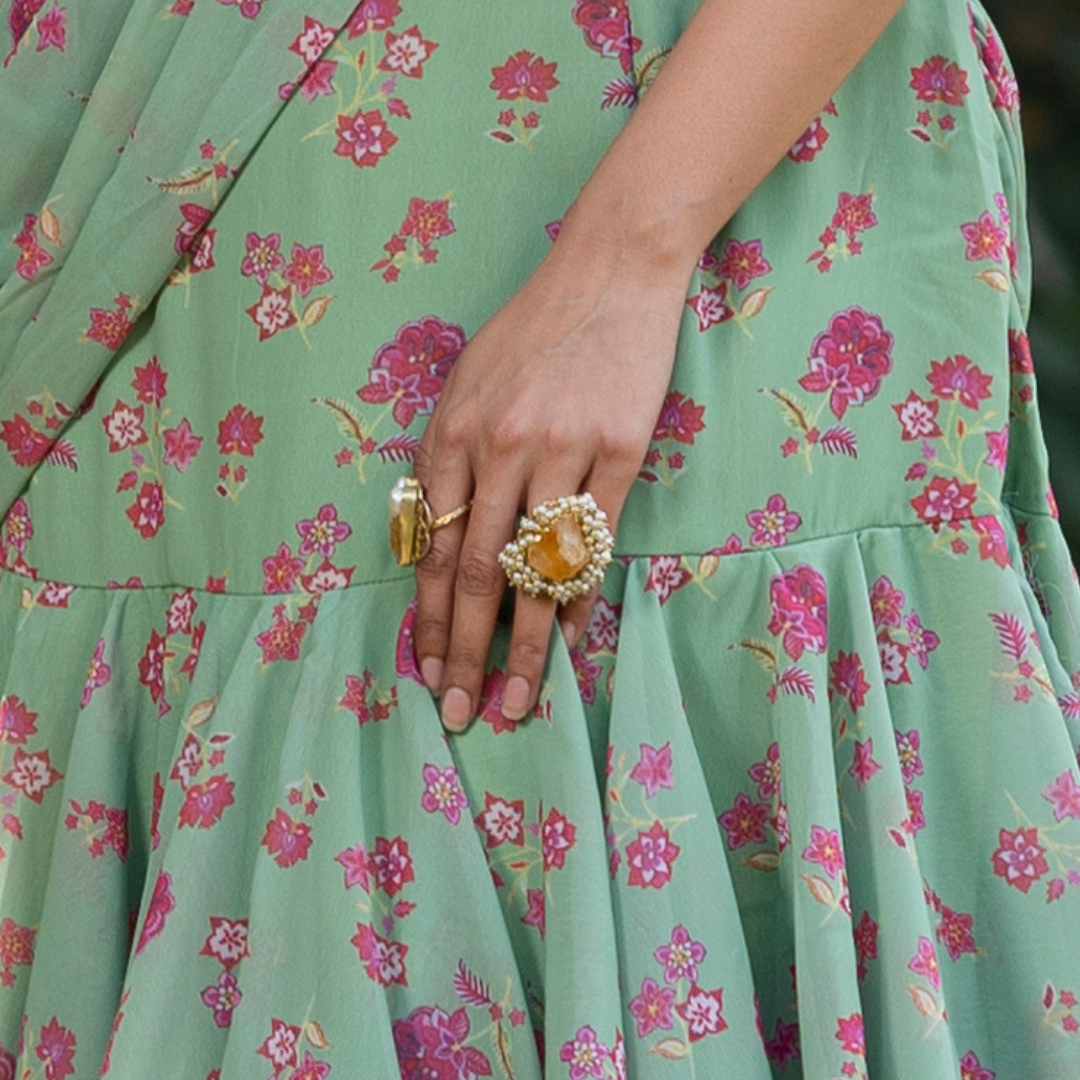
[[1, 1, 1079, 1078]]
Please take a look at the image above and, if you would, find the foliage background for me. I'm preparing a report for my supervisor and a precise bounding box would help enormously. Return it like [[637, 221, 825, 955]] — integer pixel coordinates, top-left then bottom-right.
[[984, 0, 1080, 557]]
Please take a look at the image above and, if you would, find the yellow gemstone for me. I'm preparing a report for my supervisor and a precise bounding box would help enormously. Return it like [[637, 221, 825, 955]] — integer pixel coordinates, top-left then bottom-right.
[[526, 512, 590, 581]]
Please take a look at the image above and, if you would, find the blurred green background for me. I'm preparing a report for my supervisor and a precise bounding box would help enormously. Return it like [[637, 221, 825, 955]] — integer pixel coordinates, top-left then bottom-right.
[[984, 0, 1080, 558]]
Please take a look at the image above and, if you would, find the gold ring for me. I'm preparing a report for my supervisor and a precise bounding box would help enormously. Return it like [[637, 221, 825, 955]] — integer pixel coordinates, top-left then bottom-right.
[[388, 475, 472, 567], [498, 492, 614, 603]]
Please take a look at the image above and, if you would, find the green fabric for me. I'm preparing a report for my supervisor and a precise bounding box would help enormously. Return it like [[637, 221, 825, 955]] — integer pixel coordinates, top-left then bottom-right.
[[1, 1, 1079, 1078]]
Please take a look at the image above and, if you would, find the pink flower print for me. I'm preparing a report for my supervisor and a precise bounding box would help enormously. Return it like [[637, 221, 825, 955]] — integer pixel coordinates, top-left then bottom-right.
[[201, 917, 249, 969], [372, 835, 414, 896], [869, 575, 905, 628], [652, 390, 706, 444], [992, 826, 1049, 893], [3, 748, 61, 802], [262, 543, 304, 593], [909, 55, 969, 105], [475, 792, 525, 847], [162, 418, 203, 472], [542, 807, 577, 871], [936, 904, 977, 960], [718, 238, 771, 290], [984, 426, 1008, 473], [522, 887, 545, 937], [748, 741, 781, 798], [788, 116, 829, 162], [717, 792, 770, 849], [289, 16, 334, 63], [334, 108, 398, 168], [135, 869, 175, 955], [853, 910, 879, 979], [905, 787, 926, 834], [240, 232, 284, 285], [351, 922, 408, 985], [772, 801, 790, 850], [335, 843, 370, 891], [379, 25, 438, 79], [357, 316, 466, 428], [3, 498, 32, 553], [346, 0, 400, 36], [960, 211, 1007, 262], [138, 629, 168, 706], [490, 50, 559, 102], [959, 1050, 996, 1080], [201, 970, 242, 1027], [926, 355, 993, 409], [254, 609, 309, 663], [261, 809, 312, 868], [102, 400, 147, 453], [629, 742, 674, 798], [217, 404, 264, 456], [629, 977, 675, 1036], [560, 1025, 609, 1080], [686, 282, 734, 331], [892, 390, 942, 441], [644, 555, 693, 606], [835, 1013, 865, 1057], [292, 1052, 331, 1080], [572, 0, 639, 73], [1043, 771, 1080, 822], [81, 639, 111, 707], [764, 1018, 800, 1066], [904, 612, 940, 668], [125, 480, 165, 539], [166, 589, 197, 636], [654, 924, 706, 984], [571, 648, 602, 704], [300, 559, 355, 594], [35, 1018, 76, 1080], [296, 504, 351, 557], [217, 0, 266, 19], [829, 651, 870, 711], [179, 775, 236, 828], [767, 564, 829, 661], [420, 763, 468, 824], [246, 284, 297, 341], [894, 729, 923, 783], [911, 475, 977, 531], [0, 918, 35, 988], [0, 695, 38, 744], [1, 414, 51, 467], [832, 192, 878, 238], [175, 202, 211, 256], [626, 821, 680, 889], [295, 57, 337, 102], [283, 244, 332, 298], [848, 739, 881, 789], [85, 295, 133, 350], [802, 824, 845, 878], [799, 307, 894, 419], [257, 1020, 302, 1071], [584, 595, 622, 652], [190, 229, 216, 272], [747, 493, 802, 548], [38, 581, 75, 609], [132, 356, 168, 405], [908, 935, 941, 990], [676, 986, 727, 1042], [1008, 329, 1034, 374], [400, 196, 456, 249]]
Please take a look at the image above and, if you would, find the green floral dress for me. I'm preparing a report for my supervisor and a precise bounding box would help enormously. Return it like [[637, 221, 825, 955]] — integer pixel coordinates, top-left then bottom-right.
[[1, 0, 1078, 1078]]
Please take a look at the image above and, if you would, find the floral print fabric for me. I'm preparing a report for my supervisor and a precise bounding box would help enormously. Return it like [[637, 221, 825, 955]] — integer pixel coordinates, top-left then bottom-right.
[[1, 0, 1079, 1078]]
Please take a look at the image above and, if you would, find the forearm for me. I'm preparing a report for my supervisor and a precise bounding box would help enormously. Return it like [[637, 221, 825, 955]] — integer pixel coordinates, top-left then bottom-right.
[[559, 0, 909, 282]]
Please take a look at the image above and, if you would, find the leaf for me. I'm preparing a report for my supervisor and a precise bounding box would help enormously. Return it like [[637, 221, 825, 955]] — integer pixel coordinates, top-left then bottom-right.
[[2, 814, 22, 839], [744, 850, 780, 872], [739, 287, 773, 319], [148, 164, 216, 195], [313, 396, 365, 446], [636, 46, 672, 95], [768, 387, 811, 433], [908, 127, 933, 143], [696, 553, 720, 580], [649, 1038, 688, 1060], [487, 129, 516, 144], [495, 1020, 515, 1080], [39, 206, 62, 246], [977, 268, 1010, 292], [801, 873, 836, 906], [376, 433, 420, 463], [187, 696, 218, 728], [737, 638, 778, 673], [301, 294, 334, 328], [818, 425, 858, 458], [19, 588, 33, 611], [989, 611, 1029, 661], [907, 983, 941, 1019], [207, 732, 233, 746], [453, 959, 493, 1007], [601, 76, 637, 110], [1059, 692, 1080, 721], [777, 666, 816, 702], [45, 438, 78, 470], [304, 1020, 332, 1049]]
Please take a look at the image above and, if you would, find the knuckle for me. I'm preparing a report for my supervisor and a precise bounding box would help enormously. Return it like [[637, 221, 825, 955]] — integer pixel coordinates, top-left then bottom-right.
[[542, 421, 577, 459], [445, 647, 486, 680], [457, 551, 503, 596], [414, 537, 457, 579], [596, 426, 643, 464], [438, 408, 471, 449], [508, 636, 548, 673], [486, 414, 529, 455], [414, 615, 450, 647]]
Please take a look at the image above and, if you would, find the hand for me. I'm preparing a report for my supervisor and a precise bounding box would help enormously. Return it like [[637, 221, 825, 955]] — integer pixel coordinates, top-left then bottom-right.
[[412, 215, 697, 732]]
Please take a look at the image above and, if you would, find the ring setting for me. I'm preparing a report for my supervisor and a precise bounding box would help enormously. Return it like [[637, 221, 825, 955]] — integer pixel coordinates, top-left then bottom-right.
[[388, 475, 472, 567]]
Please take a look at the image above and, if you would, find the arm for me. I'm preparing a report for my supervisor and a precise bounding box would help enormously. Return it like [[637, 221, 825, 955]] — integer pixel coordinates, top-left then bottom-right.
[[418, 0, 910, 732]]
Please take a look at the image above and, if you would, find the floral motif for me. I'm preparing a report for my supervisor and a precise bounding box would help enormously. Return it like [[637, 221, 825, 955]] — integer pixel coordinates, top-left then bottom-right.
[[908, 56, 970, 147], [688, 236, 773, 335], [488, 51, 559, 149], [807, 190, 878, 272], [371, 195, 456, 282]]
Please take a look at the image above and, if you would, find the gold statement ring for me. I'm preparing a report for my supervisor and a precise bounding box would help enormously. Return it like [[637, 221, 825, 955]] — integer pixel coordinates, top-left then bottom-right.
[[388, 475, 472, 567]]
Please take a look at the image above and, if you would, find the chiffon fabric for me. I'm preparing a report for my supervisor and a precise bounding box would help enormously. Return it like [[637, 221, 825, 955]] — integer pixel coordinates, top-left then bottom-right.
[[1, 1, 1079, 1078]]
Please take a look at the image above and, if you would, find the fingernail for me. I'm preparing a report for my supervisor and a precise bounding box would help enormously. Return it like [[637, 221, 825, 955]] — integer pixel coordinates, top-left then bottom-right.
[[560, 620, 576, 649], [441, 686, 472, 730], [421, 656, 444, 695], [502, 675, 531, 721]]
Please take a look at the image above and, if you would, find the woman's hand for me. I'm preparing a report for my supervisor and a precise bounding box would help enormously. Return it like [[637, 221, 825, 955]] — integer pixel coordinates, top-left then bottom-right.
[[412, 214, 698, 733]]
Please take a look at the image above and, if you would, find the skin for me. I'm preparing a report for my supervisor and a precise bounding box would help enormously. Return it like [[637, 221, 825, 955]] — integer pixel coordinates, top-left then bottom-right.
[[413, 0, 910, 732]]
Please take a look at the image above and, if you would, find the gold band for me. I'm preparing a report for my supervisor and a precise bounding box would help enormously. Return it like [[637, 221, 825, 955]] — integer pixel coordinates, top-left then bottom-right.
[[388, 475, 472, 567]]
